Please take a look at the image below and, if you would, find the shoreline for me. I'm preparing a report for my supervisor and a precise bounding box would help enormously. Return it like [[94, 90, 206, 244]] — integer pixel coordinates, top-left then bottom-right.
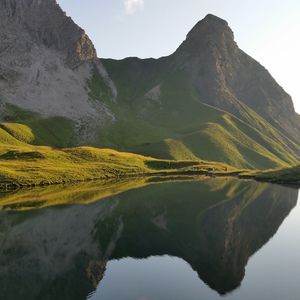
[[2, 169, 299, 193], [0, 169, 245, 193]]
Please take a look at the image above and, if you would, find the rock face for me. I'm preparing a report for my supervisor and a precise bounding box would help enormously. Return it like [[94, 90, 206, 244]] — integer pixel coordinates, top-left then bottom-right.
[[172, 14, 300, 141], [0, 0, 116, 121], [0, 0, 97, 67]]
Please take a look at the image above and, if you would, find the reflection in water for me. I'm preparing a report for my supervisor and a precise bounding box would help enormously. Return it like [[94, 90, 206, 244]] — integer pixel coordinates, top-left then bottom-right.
[[0, 178, 298, 300], [0, 177, 150, 210]]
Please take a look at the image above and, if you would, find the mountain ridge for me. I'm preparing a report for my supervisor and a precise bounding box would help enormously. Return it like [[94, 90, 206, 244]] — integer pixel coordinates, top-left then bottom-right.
[[171, 14, 299, 142], [0, 0, 116, 132], [0, 1, 299, 169]]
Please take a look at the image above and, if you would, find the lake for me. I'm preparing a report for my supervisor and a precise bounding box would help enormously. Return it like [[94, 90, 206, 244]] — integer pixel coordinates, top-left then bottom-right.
[[0, 177, 299, 300]]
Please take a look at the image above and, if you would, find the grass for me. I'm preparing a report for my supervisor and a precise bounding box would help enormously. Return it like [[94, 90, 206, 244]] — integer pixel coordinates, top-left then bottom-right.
[[0, 122, 34, 143], [0, 63, 298, 175], [2, 104, 76, 147], [87, 65, 114, 104], [242, 165, 300, 185], [98, 64, 300, 170], [0, 121, 237, 189], [1, 67, 299, 171]]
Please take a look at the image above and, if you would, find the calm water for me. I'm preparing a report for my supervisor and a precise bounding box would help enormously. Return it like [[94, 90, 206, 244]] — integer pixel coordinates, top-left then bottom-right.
[[0, 178, 299, 300]]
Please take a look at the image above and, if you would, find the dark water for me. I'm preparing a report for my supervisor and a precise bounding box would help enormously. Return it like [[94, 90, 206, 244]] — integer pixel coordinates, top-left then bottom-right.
[[0, 178, 299, 300]]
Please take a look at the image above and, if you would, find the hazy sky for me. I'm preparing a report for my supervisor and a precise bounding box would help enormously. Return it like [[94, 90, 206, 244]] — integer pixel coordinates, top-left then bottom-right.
[[58, 0, 300, 112]]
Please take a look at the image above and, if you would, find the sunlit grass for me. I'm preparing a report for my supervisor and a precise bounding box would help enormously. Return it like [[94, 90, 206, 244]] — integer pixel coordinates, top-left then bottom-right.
[[0, 122, 237, 188], [243, 165, 300, 185]]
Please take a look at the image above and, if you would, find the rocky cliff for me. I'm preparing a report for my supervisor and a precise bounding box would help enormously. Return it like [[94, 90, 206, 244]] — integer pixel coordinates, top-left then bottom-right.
[[0, 0, 116, 124], [0, 0, 97, 66]]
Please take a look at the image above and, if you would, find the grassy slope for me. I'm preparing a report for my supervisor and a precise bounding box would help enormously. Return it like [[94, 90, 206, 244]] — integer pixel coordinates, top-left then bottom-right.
[[245, 165, 300, 185], [0, 60, 298, 172], [0, 122, 236, 187], [2, 104, 76, 147], [98, 62, 300, 169]]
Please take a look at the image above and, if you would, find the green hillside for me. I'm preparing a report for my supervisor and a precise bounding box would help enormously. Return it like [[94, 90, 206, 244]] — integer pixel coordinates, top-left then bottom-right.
[[0, 122, 237, 188], [1, 64, 299, 172], [246, 165, 300, 185], [92, 63, 300, 169], [0, 11, 299, 175], [2, 104, 76, 147]]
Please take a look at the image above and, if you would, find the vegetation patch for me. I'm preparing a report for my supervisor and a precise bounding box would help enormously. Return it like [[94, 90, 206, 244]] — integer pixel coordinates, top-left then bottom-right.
[[0, 150, 45, 160], [0, 121, 239, 190], [242, 165, 300, 186], [146, 160, 200, 170], [87, 65, 113, 103], [101, 61, 300, 170], [2, 104, 76, 147], [0, 123, 34, 143]]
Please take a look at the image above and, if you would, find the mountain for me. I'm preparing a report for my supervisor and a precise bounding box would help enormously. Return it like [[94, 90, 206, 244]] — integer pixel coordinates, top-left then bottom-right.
[[101, 15, 300, 168], [0, 0, 299, 169], [0, 0, 116, 143], [173, 15, 300, 140]]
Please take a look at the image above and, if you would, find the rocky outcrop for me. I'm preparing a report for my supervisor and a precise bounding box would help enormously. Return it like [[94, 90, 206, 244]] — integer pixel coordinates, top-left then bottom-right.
[[0, 0, 97, 67], [0, 0, 116, 124]]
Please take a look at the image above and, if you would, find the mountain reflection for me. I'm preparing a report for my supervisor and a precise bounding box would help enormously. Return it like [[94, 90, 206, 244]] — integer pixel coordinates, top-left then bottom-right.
[[0, 178, 297, 299]]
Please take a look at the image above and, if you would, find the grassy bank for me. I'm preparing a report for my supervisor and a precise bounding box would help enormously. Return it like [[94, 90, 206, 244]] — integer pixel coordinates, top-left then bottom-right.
[[0, 122, 237, 190], [241, 165, 300, 186], [2, 121, 299, 190]]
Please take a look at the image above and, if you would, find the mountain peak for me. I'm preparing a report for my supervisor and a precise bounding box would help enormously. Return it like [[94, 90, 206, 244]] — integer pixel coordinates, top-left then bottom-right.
[[203, 14, 228, 25], [186, 14, 233, 43], [174, 14, 235, 57]]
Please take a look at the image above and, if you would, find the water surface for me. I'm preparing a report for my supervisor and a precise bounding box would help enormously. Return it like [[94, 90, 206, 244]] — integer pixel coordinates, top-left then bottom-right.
[[0, 178, 298, 299]]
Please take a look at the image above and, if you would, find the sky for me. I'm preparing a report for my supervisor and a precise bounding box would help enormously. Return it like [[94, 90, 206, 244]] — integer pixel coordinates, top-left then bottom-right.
[[58, 0, 300, 113]]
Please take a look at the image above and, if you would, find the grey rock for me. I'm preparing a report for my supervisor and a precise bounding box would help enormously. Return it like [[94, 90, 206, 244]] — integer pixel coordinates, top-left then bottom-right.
[[0, 0, 116, 122]]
